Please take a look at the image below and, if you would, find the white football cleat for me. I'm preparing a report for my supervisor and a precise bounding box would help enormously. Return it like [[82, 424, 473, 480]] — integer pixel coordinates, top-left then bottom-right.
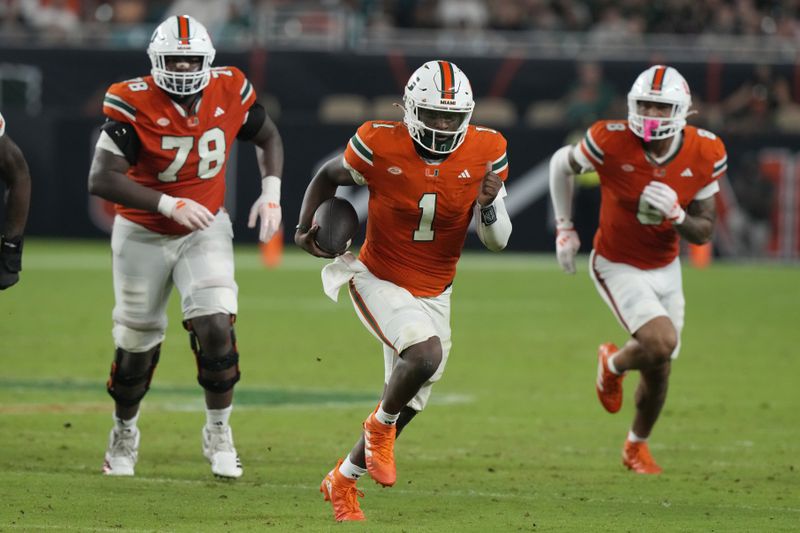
[[202, 425, 243, 479], [102, 427, 139, 476]]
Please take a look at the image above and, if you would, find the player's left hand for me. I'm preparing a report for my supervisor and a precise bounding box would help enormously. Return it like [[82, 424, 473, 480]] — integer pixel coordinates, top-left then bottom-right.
[[0, 236, 23, 290], [555, 223, 580, 274], [248, 196, 282, 242], [642, 181, 686, 225], [477, 161, 502, 207]]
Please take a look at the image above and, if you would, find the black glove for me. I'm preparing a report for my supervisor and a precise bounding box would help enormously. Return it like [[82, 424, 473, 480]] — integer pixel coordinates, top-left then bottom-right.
[[0, 236, 23, 290]]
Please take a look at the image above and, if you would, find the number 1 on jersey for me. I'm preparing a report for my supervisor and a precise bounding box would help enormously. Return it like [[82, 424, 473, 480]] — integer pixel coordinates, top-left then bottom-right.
[[413, 193, 437, 241]]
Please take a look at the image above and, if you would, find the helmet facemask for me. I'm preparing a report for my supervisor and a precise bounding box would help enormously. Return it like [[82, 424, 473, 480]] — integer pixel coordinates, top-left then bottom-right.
[[150, 53, 213, 96], [627, 97, 689, 142], [404, 98, 472, 154]]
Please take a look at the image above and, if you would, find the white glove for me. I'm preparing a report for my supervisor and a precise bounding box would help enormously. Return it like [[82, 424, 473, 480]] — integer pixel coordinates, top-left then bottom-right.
[[248, 176, 282, 242], [158, 195, 214, 231], [555, 221, 580, 274], [642, 181, 686, 224]]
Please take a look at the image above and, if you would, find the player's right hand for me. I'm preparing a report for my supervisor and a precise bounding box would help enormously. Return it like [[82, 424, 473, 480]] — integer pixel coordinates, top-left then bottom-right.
[[294, 224, 336, 259], [555, 223, 580, 274], [169, 198, 215, 231], [477, 161, 503, 206], [0, 236, 22, 290]]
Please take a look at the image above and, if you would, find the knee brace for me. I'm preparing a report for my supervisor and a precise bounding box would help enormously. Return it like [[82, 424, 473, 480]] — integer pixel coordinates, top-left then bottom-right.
[[186, 323, 241, 393], [106, 346, 161, 407]]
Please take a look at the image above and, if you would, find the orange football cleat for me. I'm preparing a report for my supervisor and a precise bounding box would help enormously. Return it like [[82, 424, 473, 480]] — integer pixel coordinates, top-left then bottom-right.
[[320, 459, 366, 522], [596, 342, 625, 413], [622, 440, 663, 474], [363, 410, 397, 487]]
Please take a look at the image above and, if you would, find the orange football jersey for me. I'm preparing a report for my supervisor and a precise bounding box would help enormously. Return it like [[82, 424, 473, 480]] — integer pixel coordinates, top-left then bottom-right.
[[102, 66, 256, 234], [579, 121, 727, 269], [343, 121, 509, 297]]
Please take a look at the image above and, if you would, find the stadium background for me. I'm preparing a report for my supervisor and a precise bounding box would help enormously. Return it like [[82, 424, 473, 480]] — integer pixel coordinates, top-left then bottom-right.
[[1, 0, 799, 259]]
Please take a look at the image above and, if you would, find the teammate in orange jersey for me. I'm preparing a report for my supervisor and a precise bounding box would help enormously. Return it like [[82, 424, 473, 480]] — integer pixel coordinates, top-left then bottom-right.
[[87, 15, 284, 479], [0, 112, 32, 291], [549, 65, 727, 474], [296, 60, 512, 521]]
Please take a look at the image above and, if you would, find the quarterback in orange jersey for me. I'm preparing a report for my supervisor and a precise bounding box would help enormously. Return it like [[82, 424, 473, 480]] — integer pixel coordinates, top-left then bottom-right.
[[0, 112, 32, 291], [295, 60, 511, 521], [87, 15, 284, 479], [549, 65, 727, 474]]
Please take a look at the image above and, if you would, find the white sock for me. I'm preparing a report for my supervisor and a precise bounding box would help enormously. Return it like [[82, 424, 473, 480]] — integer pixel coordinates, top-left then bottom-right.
[[607, 354, 622, 375], [206, 405, 233, 429], [374, 403, 400, 425], [627, 430, 647, 443], [113, 412, 139, 432], [338, 455, 367, 480]]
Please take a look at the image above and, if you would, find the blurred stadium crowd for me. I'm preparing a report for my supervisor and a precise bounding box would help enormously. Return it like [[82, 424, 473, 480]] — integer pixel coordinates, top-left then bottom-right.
[[0, 1, 797, 259], [2, 0, 800, 40]]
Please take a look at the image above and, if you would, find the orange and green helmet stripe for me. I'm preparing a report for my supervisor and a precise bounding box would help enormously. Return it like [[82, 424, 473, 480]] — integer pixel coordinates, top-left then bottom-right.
[[438, 61, 456, 99], [651, 66, 667, 91], [177, 15, 190, 45]]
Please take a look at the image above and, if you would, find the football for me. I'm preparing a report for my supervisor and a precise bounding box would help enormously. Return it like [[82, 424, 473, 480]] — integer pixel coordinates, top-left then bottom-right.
[[313, 197, 359, 255]]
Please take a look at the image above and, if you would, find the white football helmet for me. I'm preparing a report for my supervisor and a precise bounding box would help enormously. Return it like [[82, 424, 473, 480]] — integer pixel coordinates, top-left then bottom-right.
[[148, 15, 215, 96], [403, 60, 474, 154], [627, 65, 691, 141]]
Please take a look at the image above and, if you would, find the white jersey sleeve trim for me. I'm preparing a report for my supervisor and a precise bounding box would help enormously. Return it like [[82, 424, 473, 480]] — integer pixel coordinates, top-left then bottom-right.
[[342, 155, 367, 185], [693, 180, 719, 201], [96, 130, 126, 157], [571, 144, 594, 172]]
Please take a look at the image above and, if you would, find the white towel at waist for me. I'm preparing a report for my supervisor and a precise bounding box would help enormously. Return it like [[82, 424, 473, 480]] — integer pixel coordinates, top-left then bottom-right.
[[320, 251, 368, 302]]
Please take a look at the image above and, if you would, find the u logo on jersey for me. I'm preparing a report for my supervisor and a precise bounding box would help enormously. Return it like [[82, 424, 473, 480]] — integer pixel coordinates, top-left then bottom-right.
[[652, 168, 666, 177], [425, 168, 439, 178]]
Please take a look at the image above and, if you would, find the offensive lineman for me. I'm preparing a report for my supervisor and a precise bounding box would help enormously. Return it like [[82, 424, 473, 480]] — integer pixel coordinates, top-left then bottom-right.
[[88, 15, 284, 478]]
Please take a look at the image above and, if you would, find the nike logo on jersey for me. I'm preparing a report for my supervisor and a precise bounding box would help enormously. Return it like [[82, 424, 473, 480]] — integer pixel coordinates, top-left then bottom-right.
[[214, 107, 225, 117], [458, 169, 471, 179], [681, 168, 693, 177]]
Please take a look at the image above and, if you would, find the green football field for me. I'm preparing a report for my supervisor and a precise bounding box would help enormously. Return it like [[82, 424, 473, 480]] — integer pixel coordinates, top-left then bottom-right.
[[0, 240, 797, 532]]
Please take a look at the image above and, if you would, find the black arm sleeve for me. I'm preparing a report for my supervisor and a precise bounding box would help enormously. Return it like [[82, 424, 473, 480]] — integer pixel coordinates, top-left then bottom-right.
[[100, 120, 140, 165], [236, 102, 267, 141]]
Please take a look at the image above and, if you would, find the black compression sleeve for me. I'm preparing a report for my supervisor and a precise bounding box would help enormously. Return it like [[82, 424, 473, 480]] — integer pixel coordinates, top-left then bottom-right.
[[101, 120, 140, 165], [237, 102, 267, 141]]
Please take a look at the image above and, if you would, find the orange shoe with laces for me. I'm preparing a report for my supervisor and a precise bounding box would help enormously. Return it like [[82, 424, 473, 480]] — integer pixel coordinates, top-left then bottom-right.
[[320, 459, 366, 522], [596, 343, 625, 413], [622, 441, 663, 474], [363, 410, 397, 487]]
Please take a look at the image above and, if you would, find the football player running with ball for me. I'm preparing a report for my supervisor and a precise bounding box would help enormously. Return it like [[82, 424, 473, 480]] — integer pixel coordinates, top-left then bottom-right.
[[295, 60, 512, 521], [0, 112, 32, 291], [549, 65, 727, 474], [88, 15, 284, 478]]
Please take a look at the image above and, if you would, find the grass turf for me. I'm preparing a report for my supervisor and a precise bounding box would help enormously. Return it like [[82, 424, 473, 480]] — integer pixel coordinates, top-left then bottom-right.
[[0, 240, 797, 531]]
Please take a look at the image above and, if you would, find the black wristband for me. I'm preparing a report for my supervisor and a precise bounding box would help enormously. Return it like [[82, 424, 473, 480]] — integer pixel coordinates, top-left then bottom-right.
[[295, 224, 310, 233], [0, 235, 23, 273], [480, 205, 497, 226]]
